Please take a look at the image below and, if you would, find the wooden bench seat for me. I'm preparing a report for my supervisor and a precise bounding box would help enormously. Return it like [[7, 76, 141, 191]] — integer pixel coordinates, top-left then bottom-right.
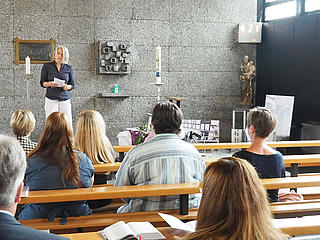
[[113, 140, 320, 161], [94, 155, 320, 174], [58, 215, 320, 238], [20, 208, 198, 232], [20, 200, 320, 233], [19, 177, 320, 233], [273, 215, 320, 236], [20, 176, 320, 206], [270, 199, 320, 218]]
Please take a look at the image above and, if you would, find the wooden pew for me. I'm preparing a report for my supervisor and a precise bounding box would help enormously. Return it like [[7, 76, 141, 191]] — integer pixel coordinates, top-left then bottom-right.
[[58, 216, 320, 239], [113, 140, 320, 161], [93, 155, 320, 175], [270, 199, 320, 218], [19, 176, 320, 233], [19, 176, 320, 205], [19, 182, 201, 215], [262, 176, 320, 189], [94, 162, 121, 173], [20, 200, 320, 233], [20, 208, 198, 232], [273, 215, 320, 236]]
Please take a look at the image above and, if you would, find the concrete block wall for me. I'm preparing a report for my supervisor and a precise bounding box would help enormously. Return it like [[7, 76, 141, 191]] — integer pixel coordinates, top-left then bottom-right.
[[0, 0, 256, 144]]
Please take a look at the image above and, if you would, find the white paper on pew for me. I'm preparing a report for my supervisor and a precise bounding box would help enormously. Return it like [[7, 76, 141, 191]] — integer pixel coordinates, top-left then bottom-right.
[[158, 213, 195, 232], [273, 215, 320, 229], [54, 77, 65, 87]]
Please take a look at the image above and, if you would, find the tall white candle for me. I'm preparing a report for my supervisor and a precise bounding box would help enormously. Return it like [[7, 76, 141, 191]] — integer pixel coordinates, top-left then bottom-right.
[[156, 46, 161, 84], [25, 56, 30, 75]]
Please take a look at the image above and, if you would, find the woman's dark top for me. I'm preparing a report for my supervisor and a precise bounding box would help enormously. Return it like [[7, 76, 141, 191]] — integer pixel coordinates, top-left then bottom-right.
[[40, 61, 74, 101], [233, 150, 285, 202]]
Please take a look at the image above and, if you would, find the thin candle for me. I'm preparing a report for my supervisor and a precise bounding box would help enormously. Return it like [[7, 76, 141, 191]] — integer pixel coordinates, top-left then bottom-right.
[[25, 56, 30, 75]]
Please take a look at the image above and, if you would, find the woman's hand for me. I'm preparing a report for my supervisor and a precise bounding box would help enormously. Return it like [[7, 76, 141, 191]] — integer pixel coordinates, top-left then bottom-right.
[[62, 84, 72, 91], [44, 82, 59, 88]]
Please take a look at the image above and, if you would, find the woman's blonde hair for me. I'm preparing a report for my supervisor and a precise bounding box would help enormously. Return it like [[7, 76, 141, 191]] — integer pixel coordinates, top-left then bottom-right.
[[28, 112, 79, 186], [55, 45, 69, 64], [10, 109, 36, 137], [75, 110, 115, 164], [183, 157, 287, 240]]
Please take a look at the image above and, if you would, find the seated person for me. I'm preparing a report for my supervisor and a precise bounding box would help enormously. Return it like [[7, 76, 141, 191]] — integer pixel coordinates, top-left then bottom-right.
[[75, 110, 116, 209], [10, 109, 37, 155], [233, 106, 302, 202], [182, 157, 288, 240], [0, 135, 68, 240], [115, 101, 206, 213], [19, 112, 94, 220]]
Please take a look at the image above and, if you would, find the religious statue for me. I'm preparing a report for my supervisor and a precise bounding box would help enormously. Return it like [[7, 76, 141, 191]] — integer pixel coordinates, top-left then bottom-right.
[[240, 56, 256, 106]]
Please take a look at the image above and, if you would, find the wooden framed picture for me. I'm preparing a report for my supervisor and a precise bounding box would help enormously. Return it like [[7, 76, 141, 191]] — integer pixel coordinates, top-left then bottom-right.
[[13, 37, 55, 65]]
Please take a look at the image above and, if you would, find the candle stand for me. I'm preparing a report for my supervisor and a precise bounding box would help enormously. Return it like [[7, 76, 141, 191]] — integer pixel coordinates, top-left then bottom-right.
[[25, 74, 33, 108], [150, 82, 164, 103]]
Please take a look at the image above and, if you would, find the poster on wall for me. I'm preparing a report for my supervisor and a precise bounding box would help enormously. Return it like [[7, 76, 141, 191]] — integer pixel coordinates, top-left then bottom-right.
[[265, 94, 295, 140], [182, 120, 219, 143]]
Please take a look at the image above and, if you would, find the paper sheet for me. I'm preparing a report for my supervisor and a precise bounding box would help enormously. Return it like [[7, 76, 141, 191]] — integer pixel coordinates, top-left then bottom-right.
[[54, 77, 65, 87], [158, 213, 195, 232]]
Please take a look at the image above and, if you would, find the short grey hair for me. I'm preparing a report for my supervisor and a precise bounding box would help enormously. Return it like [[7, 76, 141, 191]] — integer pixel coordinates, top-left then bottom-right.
[[55, 45, 69, 64], [0, 135, 26, 207]]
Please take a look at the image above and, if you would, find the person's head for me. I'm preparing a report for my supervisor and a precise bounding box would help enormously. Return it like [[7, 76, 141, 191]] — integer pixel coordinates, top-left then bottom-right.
[[151, 101, 183, 134], [0, 135, 26, 210], [243, 55, 249, 64], [75, 110, 115, 164], [10, 109, 36, 137], [29, 112, 79, 185], [247, 106, 276, 138], [183, 157, 286, 240], [55, 45, 69, 64]]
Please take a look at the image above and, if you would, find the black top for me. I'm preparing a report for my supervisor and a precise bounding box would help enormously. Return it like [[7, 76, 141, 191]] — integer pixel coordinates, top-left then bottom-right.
[[233, 150, 285, 202], [40, 61, 74, 101]]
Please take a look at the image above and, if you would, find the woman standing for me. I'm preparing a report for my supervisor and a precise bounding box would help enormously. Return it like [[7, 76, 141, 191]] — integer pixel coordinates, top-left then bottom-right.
[[40, 45, 74, 126], [19, 112, 94, 220]]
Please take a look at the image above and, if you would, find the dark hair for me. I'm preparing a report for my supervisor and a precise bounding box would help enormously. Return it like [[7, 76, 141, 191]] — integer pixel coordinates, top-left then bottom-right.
[[151, 101, 183, 134], [247, 106, 276, 138]]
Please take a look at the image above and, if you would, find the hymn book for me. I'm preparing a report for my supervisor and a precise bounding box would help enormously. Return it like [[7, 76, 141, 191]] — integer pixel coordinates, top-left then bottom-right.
[[98, 221, 165, 240]]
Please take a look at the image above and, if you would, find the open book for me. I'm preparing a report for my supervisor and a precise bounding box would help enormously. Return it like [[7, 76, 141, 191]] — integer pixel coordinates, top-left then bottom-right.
[[98, 221, 165, 240]]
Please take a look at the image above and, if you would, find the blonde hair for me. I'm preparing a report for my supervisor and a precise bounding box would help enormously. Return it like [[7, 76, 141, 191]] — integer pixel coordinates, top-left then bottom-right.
[[183, 157, 287, 240], [75, 110, 115, 164], [28, 112, 79, 186], [10, 109, 36, 137], [55, 45, 69, 64]]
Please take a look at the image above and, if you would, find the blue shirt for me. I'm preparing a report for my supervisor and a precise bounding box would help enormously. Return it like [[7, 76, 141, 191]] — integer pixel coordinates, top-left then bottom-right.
[[19, 151, 94, 220], [115, 133, 206, 213], [233, 150, 285, 202], [40, 61, 74, 101]]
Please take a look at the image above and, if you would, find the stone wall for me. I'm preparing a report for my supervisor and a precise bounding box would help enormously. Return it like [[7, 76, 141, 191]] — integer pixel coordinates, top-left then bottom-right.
[[0, 0, 256, 144]]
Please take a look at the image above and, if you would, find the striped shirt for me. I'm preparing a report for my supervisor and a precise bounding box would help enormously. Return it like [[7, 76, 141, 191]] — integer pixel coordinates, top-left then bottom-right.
[[115, 133, 206, 213], [16, 136, 37, 155]]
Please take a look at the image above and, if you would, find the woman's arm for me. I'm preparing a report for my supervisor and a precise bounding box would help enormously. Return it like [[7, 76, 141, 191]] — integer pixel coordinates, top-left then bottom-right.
[[40, 64, 58, 88], [63, 65, 75, 91]]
